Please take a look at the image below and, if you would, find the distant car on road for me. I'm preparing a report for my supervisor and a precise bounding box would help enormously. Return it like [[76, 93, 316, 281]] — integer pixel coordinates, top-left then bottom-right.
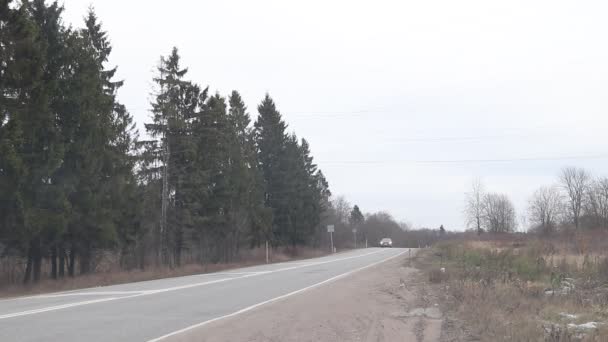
[[379, 238, 393, 248]]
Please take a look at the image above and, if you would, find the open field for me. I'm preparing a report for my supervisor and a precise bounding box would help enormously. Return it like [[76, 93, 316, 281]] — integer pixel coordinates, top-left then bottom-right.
[[418, 232, 608, 341]]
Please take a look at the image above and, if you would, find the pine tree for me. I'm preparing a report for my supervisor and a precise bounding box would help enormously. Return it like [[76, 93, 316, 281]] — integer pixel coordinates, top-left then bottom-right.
[[350, 205, 364, 227], [225, 91, 254, 257], [142, 47, 200, 266], [46, 7, 137, 276], [283, 136, 328, 247], [191, 93, 233, 262], [3, 0, 68, 283], [227, 91, 270, 251], [0, 0, 27, 265], [298, 138, 321, 241], [82, 8, 139, 271], [312, 170, 331, 247], [254, 94, 290, 245], [283, 134, 306, 247]]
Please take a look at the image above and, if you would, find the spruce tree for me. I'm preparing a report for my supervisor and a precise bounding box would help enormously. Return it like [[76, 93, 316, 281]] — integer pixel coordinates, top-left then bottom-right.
[[142, 47, 200, 266], [83, 8, 139, 270], [350, 205, 364, 226], [283, 134, 306, 247], [254, 94, 290, 245], [227, 91, 270, 251], [192, 93, 233, 261], [0, 0, 26, 265], [298, 138, 321, 239], [5, 0, 67, 283], [48, 7, 137, 276]]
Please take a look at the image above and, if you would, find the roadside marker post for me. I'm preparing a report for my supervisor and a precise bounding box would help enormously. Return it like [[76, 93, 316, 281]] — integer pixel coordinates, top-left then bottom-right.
[[327, 225, 335, 253]]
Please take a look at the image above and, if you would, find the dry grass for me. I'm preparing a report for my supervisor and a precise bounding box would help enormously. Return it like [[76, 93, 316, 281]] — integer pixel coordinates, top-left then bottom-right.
[[419, 232, 608, 341], [0, 246, 330, 299]]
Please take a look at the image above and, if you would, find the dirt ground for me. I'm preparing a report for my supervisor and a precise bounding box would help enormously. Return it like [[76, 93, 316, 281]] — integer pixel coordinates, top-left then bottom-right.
[[171, 252, 445, 342]]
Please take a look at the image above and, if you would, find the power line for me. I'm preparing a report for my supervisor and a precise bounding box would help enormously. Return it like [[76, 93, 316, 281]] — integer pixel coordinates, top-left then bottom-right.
[[140, 148, 608, 166], [314, 133, 536, 144], [318, 154, 608, 166]]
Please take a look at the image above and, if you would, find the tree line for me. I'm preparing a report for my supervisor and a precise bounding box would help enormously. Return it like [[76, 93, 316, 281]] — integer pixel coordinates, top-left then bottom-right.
[[322, 196, 443, 249], [0, 1, 330, 284], [464, 166, 608, 234]]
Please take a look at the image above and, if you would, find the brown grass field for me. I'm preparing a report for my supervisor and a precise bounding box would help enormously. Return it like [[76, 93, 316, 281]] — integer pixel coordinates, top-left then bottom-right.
[[418, 231, 608, 341]]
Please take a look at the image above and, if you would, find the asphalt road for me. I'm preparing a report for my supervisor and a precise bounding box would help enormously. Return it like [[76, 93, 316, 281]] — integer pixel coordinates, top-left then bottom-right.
[[0, 248, 408, 342]]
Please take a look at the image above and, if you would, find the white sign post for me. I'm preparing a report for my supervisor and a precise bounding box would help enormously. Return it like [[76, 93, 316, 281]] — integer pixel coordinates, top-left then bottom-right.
[[352, 228, 357, 248], [327, 225, 335, 253]]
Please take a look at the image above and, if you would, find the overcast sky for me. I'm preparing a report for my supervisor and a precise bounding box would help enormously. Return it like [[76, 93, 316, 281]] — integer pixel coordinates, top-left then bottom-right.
[[61, 0, 608, 230]]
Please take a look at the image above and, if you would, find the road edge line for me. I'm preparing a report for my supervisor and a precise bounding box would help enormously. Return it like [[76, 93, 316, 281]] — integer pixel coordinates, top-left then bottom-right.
[[146, 249, 409, 342]]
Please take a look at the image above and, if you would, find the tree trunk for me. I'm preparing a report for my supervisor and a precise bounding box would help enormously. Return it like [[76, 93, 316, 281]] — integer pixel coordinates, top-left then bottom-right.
[[80, 247, 91, 275], [198, 235, 205, 265], [32, 246, 42, 283], [174, 229, 182, 268], [23, 248, 33, 284], [68, 247, 76, 277], [51, 247, 58, 279], [58, 246, 65, 277]]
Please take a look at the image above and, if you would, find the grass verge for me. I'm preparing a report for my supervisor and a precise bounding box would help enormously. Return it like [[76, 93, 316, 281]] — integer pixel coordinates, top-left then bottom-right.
[[417, 235, 608, 341]]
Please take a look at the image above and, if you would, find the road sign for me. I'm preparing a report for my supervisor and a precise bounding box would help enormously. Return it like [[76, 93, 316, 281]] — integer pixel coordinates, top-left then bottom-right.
[[352, 228, 357, 233], [327, 225, 334, 233]]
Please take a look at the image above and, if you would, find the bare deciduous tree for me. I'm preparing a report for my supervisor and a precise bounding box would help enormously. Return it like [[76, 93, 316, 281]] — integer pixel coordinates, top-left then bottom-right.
[[482, 193, 517, 233], [559, 167, 590, 229], [464, 178, 485, 234], [585, 177, 608, 229], [331, 196, 352, 225], [527, 185, 563, 235]]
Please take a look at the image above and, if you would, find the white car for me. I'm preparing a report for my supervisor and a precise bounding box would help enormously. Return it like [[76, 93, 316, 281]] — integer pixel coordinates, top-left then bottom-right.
[[379, 238, 393, 247]]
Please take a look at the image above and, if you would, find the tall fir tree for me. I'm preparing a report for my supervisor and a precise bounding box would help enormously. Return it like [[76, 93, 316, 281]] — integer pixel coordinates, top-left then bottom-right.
[[192, 93, 233, 262], [226, 91, 270, 254], [254, 94, 290, 245], [142, 47, 200, 266], [83, 8, 139, 271], [49, 7, 138, 276], [4, 0, 68, 283]]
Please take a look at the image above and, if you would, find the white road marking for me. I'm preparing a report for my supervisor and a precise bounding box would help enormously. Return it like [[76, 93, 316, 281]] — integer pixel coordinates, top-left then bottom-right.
[[0, 249, 387, 320], [35, 291, 146, 298], [213, 271, 268, 276], [146, 249, 409, 342], [0, 296, 128, 320]]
